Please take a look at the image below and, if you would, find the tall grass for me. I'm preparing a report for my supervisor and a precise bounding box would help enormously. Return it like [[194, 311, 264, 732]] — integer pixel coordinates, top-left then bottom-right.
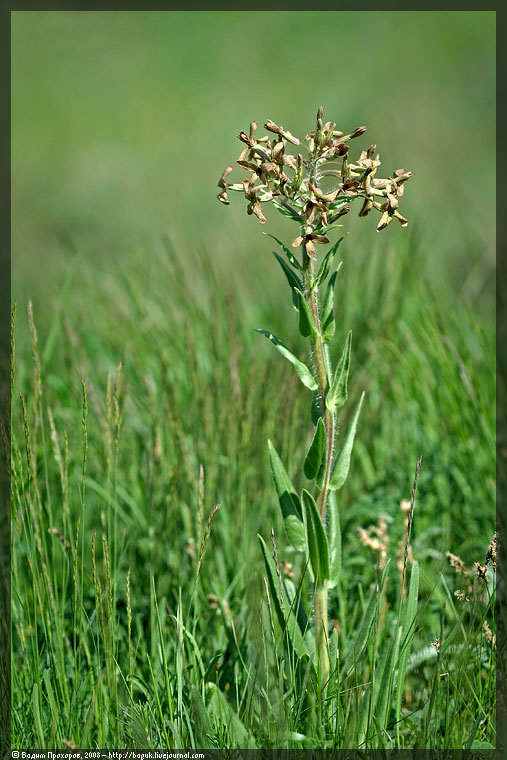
[[11, 232, 495, 749]]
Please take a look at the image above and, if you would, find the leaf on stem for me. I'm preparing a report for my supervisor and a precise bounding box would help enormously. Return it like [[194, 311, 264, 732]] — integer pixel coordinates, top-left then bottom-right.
[[295, 288, 318, 340], [329, 391, 365, 491], [396, 561, 419, 727], [256, 329, 318, 391], [327, 490, 341, 589], [258, 534, 310, 660], [302, 489, 329, 586], [315, 238, 345, 288], [321, 265, 342, 343], [271, 251, 302, 310], [268, 439, 306, 552], [303, 417, 326, 481], [265, 233, 302, 269], [326, 331, 352, 412]]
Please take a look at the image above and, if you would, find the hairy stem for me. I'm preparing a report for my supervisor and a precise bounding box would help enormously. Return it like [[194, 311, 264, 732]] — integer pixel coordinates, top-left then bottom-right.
[[302, 250, 336, 522]]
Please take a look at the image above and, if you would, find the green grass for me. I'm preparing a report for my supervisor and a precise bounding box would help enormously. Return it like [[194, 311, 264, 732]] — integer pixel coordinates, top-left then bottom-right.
[[11, 230, 495, 749]]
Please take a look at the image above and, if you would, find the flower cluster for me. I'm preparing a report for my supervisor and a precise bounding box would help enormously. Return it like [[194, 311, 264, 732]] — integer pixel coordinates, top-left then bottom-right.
[[217, 107, 411, 250]]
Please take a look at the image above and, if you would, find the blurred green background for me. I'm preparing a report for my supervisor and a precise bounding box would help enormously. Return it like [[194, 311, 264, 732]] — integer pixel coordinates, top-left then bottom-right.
[[12, 10, 495, 308]]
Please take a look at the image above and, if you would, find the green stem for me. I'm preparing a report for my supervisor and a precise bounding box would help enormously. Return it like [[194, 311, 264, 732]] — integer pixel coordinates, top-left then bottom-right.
[[302, 243, 336, 698], [302, 249, 336, 522]]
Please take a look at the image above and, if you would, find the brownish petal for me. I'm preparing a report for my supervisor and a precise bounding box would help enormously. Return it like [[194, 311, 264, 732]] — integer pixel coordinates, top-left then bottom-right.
[[252, 201, 266, 223], [238, 130, 254, 146], [394, 211, 408, 227], [376, 211, 392, 231], [305, 239, 316, 258], [292, 235, 304, 248]]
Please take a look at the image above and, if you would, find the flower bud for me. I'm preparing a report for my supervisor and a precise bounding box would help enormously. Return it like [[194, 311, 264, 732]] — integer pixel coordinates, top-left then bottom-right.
[[238, 131, 254, 147], [349, 126, 367, 139]]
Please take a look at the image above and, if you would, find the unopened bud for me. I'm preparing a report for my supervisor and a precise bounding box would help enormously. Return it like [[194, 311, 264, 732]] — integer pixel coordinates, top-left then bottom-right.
[[349, 126, 367, 139], [238, 131, 254, 147]]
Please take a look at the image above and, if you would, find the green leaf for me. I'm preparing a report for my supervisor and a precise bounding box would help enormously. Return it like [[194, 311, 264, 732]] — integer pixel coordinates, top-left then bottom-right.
[[265, 232, 301, 269], [271, 199, 304, 223], [301, 489, 329, 586], [271, 251, 302, 310], [295, 288, 318, 340], [258, 534, 310, 660], [321, 268, 340, 343], [268, 439, 306, 552], [315, 239, 344, 288], [329, 391, 365, 491], [327, 490, 341, 589], [256, 329, 318, 391], [284, 577, 314, 654], [310, 391, 321, 425], [326, 331, 352, 412], [341, 584, 378, 675], [206, 682, 256, 747], [304, 417, 326, 481], [396, 562, 419, 727]]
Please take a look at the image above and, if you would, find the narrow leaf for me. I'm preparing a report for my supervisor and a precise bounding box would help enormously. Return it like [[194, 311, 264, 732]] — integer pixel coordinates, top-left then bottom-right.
[[271, 251, 302, 310], [329, 391, 365, 491], [265, 232, 302, 269], [326, 331, 352, 412], [302, 489, 329, 586], [258, 534, 309, 659], [321, 266, 342, 342], [256, 330, 318, 390], [304, 417, 326, 480], [327, 490, 341, 589], [268, 439, 306, 552], [316, 239, 345, 287], [271, 199, 304, 223], [206, 682, 255, 747], [310, 391, 321, 425], [295, 288, 318, 340], [396, 561, 419, 725], [341, 584, 378, 675], [375, 630, 400, 731]]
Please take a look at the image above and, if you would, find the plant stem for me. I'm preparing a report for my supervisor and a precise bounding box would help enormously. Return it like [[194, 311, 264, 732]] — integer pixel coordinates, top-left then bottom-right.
[[302, 243, 337, 695], [302, 250, 336, 522]]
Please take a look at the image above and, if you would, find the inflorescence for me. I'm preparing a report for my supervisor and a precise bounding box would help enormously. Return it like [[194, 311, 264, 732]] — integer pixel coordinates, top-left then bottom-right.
[[217, 107, 412, 254]]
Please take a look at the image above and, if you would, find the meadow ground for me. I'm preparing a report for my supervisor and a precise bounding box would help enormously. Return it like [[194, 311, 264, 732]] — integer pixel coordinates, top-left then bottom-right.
[[11, 10, 496, 750]]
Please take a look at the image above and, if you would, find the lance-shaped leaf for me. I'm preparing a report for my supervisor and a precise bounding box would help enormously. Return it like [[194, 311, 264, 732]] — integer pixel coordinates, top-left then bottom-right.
[[256, 330, 318, 391], [268, 440, 306, 552], [329, 391, 365, 491], [321, 266, 342, 343], [396, 561, 419, 727], [272, 251, 302, 310], [315, 239, 344, 288], [271, 199, 303, 223], [295, 289, 318, 340], [304, 416, 326, 481], [258, 534, 309, 659], [327, 490, 341, 589], [302, 489, 329, 586], [265, 232, 302, 269], [326, 331, 352, 412]]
